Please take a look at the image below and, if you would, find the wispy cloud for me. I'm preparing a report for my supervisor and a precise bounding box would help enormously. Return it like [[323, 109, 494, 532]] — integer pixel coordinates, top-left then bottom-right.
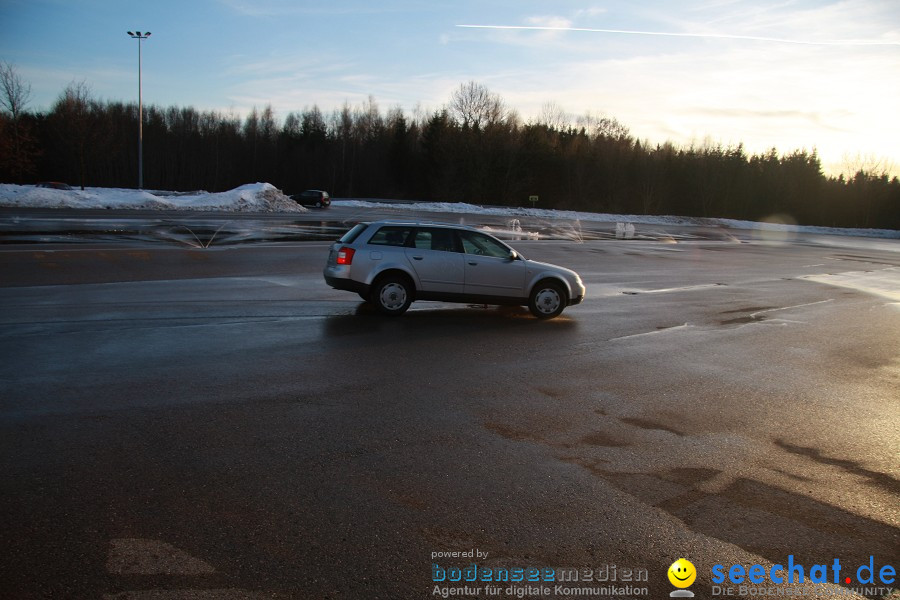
[[437, 26, 900, 170], [522, 15, 574, 41], [218, 0, 419, 18], [525, 15, 573, 29], [456, 24, 900, 47], [574, 7, 608, 19]]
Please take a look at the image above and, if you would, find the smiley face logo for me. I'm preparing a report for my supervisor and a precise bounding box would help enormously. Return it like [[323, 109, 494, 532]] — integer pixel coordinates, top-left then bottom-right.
[[668, 558, 697, 588]]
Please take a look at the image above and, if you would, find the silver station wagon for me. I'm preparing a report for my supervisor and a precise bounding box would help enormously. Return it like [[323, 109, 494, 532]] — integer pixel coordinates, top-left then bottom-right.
[[324, 221, 585, 318]]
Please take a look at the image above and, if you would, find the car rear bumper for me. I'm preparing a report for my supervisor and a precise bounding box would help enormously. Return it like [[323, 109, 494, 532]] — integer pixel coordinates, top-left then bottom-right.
[[324, 273, 369, 296]]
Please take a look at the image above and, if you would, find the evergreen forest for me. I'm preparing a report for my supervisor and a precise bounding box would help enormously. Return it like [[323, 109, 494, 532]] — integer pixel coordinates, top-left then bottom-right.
[[1, 72, 897, 230]]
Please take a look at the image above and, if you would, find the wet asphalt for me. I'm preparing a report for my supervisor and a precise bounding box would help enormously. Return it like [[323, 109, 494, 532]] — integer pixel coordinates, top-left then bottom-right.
[[0, 208, 897, 599]]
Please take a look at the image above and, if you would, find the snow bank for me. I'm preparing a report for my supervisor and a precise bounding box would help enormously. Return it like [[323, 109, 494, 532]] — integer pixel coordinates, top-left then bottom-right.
[[334, 200, 900, 240], [1, 184, 896, 241], [0, 183, 307, 213]]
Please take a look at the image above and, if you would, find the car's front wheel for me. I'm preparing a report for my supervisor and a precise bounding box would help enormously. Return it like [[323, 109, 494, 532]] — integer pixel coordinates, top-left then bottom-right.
[[371, 274, 413, 315], [528, 280, 566, 319]]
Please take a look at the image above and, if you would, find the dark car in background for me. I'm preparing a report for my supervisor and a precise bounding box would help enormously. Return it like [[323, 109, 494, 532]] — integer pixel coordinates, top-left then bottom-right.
[[291, 190, 330, 208]]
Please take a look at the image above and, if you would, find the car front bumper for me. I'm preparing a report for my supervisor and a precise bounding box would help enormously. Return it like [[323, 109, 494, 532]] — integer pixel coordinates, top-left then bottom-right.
[[568, 293, 585, 306]]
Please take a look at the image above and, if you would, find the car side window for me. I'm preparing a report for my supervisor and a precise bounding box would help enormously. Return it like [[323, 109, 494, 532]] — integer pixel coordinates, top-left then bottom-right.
[[413, 231, 431, 249], [414, 228, 459, 252], [369, 226, 414, 247], [460, 231, 512, 258]]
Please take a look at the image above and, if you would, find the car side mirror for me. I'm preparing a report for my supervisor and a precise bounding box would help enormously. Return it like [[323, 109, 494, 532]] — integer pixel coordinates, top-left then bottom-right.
[[507, 250, 519, 261]]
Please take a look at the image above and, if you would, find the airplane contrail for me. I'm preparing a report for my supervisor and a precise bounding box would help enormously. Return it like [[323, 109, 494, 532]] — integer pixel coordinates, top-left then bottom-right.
[[456, 24, 900, 47]]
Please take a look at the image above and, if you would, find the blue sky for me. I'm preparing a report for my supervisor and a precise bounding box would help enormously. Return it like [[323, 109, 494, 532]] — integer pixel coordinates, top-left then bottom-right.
[[2, 0, 899, 175]]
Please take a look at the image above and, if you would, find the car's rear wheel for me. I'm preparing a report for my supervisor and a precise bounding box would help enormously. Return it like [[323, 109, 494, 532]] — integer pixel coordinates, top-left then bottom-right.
[[371, 274, 413, 315], [528, 280, 566, 319]]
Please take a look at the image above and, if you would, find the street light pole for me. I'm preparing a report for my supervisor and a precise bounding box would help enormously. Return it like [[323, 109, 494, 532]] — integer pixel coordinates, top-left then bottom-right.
[[127, 31, 151, 189]]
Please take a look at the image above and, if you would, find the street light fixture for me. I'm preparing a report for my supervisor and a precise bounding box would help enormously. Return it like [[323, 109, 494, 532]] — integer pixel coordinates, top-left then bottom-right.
[[127, 31, 151, 189]]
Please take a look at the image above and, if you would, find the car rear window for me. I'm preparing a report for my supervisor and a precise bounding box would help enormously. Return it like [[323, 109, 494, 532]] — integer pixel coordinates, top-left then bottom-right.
[[339, 223, 368, 244], [368, 226, 414, 247]]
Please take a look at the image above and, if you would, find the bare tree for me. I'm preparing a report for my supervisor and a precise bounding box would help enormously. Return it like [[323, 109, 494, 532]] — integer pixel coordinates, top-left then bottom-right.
[[354, 95, 383, 142], [301, 106, 326, 140], [449, 81, 506, 129], [841, 151, 895, 179], [0, 61, 32, 119], [537, 101, 570, 131], [577, 112, 630, 140], [0, 61, 38, 180], [51, 80, 97, 189]]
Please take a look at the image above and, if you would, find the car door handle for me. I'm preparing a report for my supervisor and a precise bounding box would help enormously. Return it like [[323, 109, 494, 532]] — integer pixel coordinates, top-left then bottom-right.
[[467, 261, 478, 266], [412, 255, 424, 260]]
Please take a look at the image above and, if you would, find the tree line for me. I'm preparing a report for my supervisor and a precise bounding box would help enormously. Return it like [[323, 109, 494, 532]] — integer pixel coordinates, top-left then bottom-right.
[[1, 67, 897, 230]]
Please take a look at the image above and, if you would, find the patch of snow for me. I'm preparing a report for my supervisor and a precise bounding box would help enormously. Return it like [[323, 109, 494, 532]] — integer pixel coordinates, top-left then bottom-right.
[[1, 185, 897, 242], [0, 183, 307, 213], [333, 199, 900, 241], [802, 268, 900, 302]]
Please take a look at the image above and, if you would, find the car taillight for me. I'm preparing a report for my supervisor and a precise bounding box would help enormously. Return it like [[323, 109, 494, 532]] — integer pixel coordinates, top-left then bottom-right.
[[336, 246, 355, 265]]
